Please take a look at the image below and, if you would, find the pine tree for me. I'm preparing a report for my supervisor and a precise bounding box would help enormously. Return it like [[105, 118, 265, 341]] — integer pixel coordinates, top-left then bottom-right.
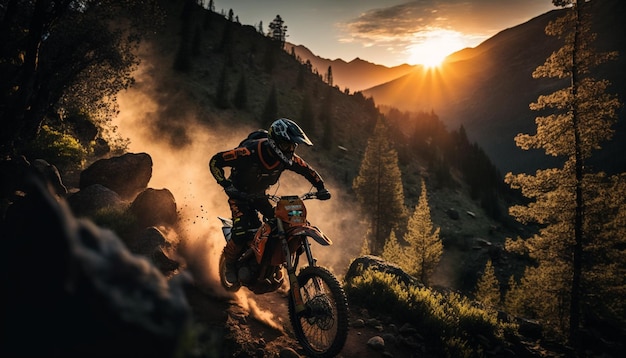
[[381, 231, 408, 268], [474, 259, 501, 309], [353, 117, 406, 256], [504, 0, 621, 344], [268, 14, 287, 49], [325, 66, 333, 87], [403, 179, 442, 285]]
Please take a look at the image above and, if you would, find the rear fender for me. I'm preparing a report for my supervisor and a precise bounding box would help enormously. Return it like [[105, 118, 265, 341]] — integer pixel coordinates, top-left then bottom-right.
[[218, 216, 233, 242], [288, 225, 332, 246]]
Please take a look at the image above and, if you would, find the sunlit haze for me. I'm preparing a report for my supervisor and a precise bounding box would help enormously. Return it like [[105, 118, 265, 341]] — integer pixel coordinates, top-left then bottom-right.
[[218, 0, 555, 67], [406, 28, 467, 67]]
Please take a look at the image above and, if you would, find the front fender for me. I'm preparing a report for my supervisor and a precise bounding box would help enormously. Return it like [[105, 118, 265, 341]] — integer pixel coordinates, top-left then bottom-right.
[[288, 225, 332, 246]]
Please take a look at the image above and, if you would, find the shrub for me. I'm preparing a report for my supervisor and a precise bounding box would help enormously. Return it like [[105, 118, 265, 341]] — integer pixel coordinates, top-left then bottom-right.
[[344, 268, 518, 355], [23, 125, 87, 172]]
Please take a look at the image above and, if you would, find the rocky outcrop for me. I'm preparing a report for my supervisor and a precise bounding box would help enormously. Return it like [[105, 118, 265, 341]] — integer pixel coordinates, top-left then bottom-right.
[[79, 152, 152, 199], [345, 255, 422, 288], [1, 171, 191, 357]]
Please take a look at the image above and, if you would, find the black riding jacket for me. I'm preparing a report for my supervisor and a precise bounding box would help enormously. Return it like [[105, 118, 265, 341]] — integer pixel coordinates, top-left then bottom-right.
[[209, 138, 325, 194]]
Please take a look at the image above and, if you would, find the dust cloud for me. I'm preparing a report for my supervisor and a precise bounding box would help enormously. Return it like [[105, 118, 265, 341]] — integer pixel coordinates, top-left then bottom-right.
[[114, 53, 365, 320]]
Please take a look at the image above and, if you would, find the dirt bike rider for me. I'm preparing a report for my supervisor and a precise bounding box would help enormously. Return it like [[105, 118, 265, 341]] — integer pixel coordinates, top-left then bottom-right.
[[209, 118, 331, 284]]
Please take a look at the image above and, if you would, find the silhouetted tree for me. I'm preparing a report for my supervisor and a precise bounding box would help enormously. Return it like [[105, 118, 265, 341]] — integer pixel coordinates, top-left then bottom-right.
[[0, 0, 161, 155], [268, 14, 287, 49], [325, 66, 333, 87], [504, 0, 621, 345], [353, 118, 406, 255]]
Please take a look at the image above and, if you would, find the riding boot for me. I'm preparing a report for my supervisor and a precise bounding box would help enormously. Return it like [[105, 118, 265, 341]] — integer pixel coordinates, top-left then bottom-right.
[[223, 240, 243, 284]]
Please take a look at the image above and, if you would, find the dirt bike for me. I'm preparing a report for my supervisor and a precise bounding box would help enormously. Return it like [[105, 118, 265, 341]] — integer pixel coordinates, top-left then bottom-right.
[[217, 191, 349, 358]]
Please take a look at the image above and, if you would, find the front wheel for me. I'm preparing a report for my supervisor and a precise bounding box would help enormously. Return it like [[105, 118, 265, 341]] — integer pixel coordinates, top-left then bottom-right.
[[288, 266, 349, 358]]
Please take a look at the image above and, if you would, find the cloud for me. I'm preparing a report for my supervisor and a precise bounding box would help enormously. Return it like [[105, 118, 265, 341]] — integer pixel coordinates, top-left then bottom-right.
[[341, 0, 553, 49]]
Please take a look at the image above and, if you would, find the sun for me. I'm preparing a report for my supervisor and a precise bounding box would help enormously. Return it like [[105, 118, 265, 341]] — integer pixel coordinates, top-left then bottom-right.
[[406, 29, 466, 68]]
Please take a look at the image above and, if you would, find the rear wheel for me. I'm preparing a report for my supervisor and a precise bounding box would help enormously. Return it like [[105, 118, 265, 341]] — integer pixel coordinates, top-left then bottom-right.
[[218, 250, 241, 292], [288, 266, 349, 358]]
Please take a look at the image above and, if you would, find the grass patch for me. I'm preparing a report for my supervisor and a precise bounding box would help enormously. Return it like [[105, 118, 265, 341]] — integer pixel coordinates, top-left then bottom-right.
[[345, 268, 517, 356]]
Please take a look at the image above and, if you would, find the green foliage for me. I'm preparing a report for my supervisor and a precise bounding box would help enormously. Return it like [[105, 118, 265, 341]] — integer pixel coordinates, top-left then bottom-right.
[[23, 125, 87, 172], [345, 269, 517, 355], [90, 206, 137, 242], [0, 0, 163, 154]]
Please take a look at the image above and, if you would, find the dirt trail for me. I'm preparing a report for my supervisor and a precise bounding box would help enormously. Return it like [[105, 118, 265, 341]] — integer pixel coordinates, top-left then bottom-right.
[[185, 283, 414, 357]]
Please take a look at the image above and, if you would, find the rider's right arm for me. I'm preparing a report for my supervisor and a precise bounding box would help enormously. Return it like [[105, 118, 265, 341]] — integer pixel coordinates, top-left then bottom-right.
[[209, 146, 253, 187]]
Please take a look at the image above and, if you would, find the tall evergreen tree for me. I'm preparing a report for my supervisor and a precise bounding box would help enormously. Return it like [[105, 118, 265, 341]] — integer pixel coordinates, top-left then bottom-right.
[[325, 66, 333, 87], [403, 179, 442, 285], [268, 14, 287, 49], [504, 0, 621, 345], [353, 117, 406, 255]]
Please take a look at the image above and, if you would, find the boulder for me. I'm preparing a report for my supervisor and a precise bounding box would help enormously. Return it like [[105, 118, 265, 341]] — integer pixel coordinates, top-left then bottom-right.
[[67, 184, 124, 217], [345, 255, 422, 287], [32, 159, 67, 197], [79, 152, 152, 199], [129, 188, 178, 228], [126, 226, 179, 275]]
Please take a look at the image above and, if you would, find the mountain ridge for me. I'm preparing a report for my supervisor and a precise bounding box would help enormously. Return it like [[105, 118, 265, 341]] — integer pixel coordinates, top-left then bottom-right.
[[287, 43, 416, 92], [290, 0, 625, 175]]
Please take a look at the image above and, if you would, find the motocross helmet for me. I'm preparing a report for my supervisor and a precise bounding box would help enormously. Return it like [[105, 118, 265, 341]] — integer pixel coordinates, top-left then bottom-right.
[[267, 118, 312, 165]]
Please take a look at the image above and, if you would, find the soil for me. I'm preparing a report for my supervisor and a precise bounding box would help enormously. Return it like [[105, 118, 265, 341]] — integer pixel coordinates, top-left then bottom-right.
[[185, 283, 416, 358]]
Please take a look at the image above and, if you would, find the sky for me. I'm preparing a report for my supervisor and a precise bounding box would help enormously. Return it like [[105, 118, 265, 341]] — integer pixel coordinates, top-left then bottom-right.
[[214, 0, 556, 67]]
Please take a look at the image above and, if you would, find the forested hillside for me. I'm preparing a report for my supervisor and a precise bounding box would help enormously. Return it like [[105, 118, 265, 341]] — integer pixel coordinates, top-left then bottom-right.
[[2, 0, 624, 357]]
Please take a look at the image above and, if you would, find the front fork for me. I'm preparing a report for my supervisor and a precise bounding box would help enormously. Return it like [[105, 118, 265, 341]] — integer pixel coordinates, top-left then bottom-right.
[[277, 220, 310, 314]]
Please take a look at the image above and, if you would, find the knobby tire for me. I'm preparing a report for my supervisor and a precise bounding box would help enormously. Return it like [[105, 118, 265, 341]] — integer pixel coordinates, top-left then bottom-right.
[[288, 266, 349, 358]]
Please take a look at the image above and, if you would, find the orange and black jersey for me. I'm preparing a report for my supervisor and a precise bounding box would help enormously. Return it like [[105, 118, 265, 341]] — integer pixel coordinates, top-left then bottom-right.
[[209, 138, 324, 194]]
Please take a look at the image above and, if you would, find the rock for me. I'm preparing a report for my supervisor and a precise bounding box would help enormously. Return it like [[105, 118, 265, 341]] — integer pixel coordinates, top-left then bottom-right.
[[32, 159, 67, 197], [367, 336, 385, 351], [79, 152, 152, 199], [129, 188, 178, 228], [446, 208, 460, 220], [345, 255, 422, 287], [67, 184, 124, 217]]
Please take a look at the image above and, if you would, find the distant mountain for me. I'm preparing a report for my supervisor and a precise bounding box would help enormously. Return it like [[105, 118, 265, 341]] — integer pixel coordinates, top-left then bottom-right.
[[286, 43, 416, 92], [363, 0, 626, 175]]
